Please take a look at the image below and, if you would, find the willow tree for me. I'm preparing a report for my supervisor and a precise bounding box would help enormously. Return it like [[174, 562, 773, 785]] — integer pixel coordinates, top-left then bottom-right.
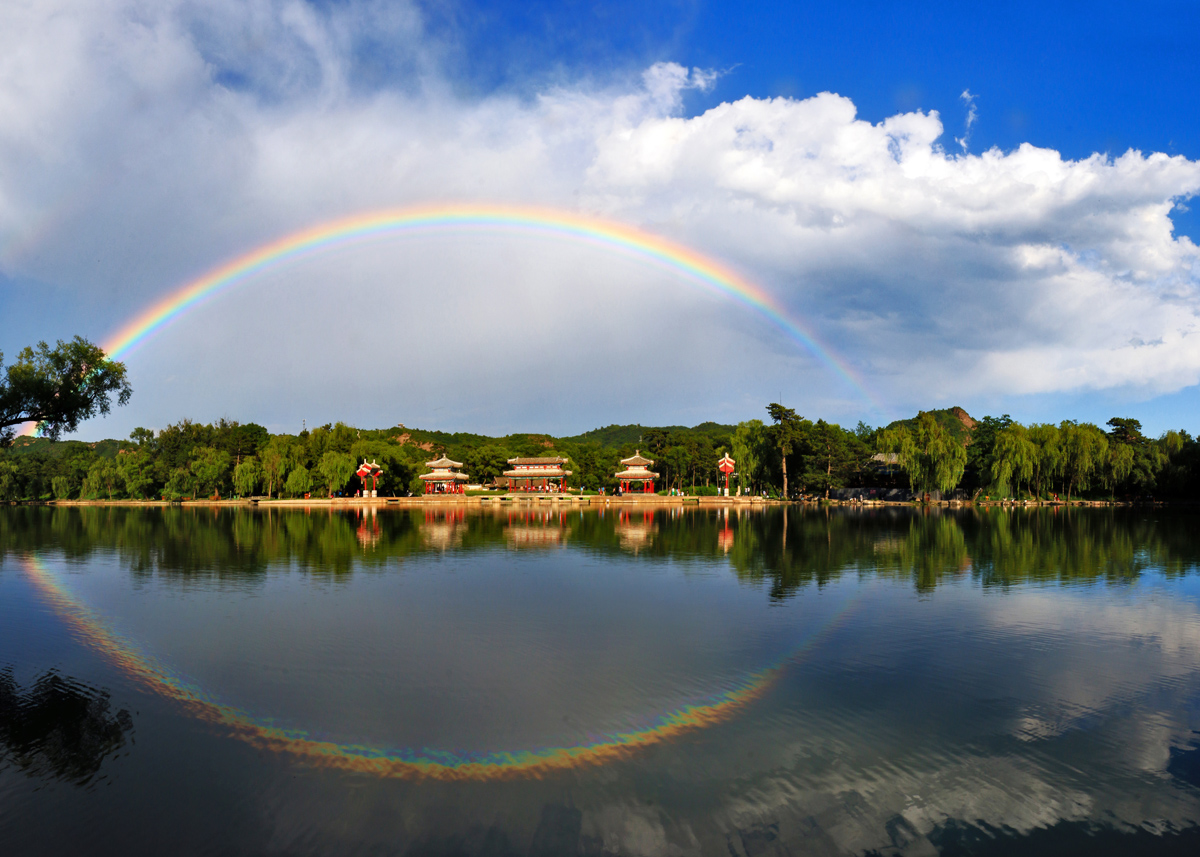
[[878, 411, 967, 498], [234, 457, 263, 497], [990, 423, 1038, 497], [732, 420, 768, 495], [318, 451, 356, 497], [1104, 443, 1135, 500], [1059, 421, 1108, 501], [1027, 423, 1063, 498]]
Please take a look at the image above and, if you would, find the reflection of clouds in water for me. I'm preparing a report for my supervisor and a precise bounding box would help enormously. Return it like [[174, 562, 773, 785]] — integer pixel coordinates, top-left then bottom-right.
[[982, 590, 1200, 754]]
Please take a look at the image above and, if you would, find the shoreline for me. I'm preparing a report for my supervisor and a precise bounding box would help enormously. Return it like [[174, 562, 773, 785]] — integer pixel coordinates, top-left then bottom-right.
[[8, 496, 1185, 508]]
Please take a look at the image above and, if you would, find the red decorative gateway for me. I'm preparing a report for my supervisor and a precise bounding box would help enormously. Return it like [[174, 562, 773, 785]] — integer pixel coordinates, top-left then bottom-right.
[[356, 460, 382, 497], [717, 453, 735, 496]]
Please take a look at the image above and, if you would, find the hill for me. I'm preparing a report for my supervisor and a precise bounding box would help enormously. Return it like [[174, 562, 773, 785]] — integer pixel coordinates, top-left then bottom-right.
[[563, 422, 736, 449], [885, 407, 977, 444]]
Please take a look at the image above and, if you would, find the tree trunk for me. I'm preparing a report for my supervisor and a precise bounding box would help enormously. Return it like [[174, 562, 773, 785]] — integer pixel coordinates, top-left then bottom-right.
[[781, 453, 788, 499]]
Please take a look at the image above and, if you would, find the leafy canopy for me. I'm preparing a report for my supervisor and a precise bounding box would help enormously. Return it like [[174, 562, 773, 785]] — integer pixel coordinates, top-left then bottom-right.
[[0, 337, 132, 446]]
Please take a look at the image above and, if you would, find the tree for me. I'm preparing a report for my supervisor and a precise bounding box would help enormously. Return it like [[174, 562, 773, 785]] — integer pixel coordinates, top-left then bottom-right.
[[51, 475, 73, 501], [731, 420, 770, 494], [261, 435, 300, 498], [129, 427, 156, 449], [0, 337, 132, 446], [465, 445, 509, 484], [1028, 423, 1063, 498], [1059, 421, 1108, 501], [119, 451, 154, 499], [189, 446, 232, 499], [801, 420, 862, 499], [233, 457, 263, 497], [317, 451, 355, 497], [81, 458, 120, 500], [878, 411, 967, 498], [285, 465, 313, 497], [766, 403, 802, 499], [0, 458, 19, 501], [989, 423, 1037, 497]]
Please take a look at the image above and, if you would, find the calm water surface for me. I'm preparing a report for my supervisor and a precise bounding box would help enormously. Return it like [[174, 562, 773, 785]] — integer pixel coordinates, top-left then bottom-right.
[[2, 504, 1200, 855]]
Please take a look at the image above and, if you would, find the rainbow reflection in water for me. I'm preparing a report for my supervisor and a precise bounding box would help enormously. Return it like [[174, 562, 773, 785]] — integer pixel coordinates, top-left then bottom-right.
[[21, 553, 858, 780]]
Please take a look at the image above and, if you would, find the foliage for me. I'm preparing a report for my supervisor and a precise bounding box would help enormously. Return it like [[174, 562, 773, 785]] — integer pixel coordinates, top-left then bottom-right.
[[0, 337, 132, 446], [0, 405, 1198, 503], [766, 403, 802, 498], [878, 411, 968, 497], [233, 457, 262, 497], [190, 446, 232, 499], [317, 451, 356, 497], [284, 465, 313, 497]]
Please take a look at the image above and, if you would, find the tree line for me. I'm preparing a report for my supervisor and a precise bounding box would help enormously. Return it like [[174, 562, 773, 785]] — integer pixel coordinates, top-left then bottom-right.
[[2, 337, 1196, 501]]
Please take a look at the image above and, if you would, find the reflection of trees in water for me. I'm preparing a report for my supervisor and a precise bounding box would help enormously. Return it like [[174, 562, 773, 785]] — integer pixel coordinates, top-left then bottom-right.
[[725, 506, 1200, 598], [2, 505, 1198, 597], [0, 668, 133, 785]]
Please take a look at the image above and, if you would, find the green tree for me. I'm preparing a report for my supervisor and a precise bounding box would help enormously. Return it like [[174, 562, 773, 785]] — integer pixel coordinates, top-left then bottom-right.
[[1059, 421, 1108, 500], [465, 445, 509, 484], [878, 411, 967, 497], [129, 427, 156, 449], [0, 337, 132, 446], [285, 465, 313, 497], [0, 458, 19, 501], [52, 475, 73, 501], [731, 420, 770, 494], [189, 446, 232, 499], [233, 457, 263, 497], [261, 435, 301, 498], [1104, 443, 1135, 500], [989, 423, 1038, 497], [1028, 423, 1063, 498], [119, 451, 154, 499], [766, 403, 802, 499], [317, 451, 355, 497], [81, 458, 121, 500]]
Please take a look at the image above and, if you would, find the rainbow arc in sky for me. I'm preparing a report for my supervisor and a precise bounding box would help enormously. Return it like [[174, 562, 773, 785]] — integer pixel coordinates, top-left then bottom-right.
[[18, 203, 882, 437]]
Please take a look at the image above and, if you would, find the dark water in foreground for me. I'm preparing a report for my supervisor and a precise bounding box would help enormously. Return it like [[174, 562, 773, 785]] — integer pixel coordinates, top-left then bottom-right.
[[2, 504, 1200, 856]]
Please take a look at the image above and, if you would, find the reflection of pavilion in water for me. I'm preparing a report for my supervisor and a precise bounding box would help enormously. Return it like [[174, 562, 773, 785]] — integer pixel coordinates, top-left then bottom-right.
[[504, 509, 568, 549], [717, 507, 735, 554], [615, 509, 657, 554], [355, 506, 381, 548], [421, 507, 467, 551]]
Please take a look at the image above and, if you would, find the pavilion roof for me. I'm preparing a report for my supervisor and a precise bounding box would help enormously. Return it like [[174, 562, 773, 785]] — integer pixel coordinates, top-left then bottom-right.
[[419, 471, 469, 481], [425, 455, 464, 468], [614, 467, 659, 480], [507, 456, 569, 465], [503, 467, 573, 478], [620, 450, 654, 467]]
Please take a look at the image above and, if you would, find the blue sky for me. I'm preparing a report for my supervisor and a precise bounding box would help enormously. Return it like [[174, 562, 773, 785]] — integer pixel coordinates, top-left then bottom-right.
[[1, 0, 1198, 438]]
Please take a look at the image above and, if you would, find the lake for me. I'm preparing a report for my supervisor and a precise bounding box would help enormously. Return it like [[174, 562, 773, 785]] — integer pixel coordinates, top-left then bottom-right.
[[2, 504, 1200, 855]]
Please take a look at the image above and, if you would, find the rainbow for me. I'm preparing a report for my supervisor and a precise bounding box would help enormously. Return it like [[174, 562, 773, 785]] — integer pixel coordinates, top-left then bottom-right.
[[21, 551, 858, 780], [15, 203, 880, 438]]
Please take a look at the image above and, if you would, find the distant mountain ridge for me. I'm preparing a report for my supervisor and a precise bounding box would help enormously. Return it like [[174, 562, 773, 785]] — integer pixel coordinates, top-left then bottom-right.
[[562, 422, 737, 449]]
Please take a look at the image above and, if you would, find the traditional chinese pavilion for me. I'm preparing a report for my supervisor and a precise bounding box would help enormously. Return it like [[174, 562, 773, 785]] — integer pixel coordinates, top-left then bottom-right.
[[503, 457, 572, 492], [614, 450, 658, 494], [420, 455, 469, 494], [356, 460, 382, 497]]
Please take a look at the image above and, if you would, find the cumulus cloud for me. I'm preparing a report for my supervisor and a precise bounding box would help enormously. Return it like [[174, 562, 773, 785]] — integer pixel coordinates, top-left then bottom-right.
[[1, 0, 1199, 434]]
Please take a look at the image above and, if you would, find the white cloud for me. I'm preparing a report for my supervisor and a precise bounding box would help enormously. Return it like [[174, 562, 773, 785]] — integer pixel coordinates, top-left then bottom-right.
[[1, 0, 1199, 434]]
